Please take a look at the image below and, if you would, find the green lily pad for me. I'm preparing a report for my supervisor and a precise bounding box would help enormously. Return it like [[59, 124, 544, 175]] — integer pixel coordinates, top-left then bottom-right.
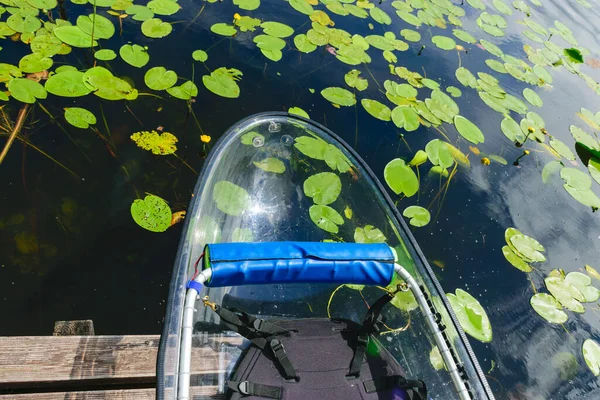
[[233, 0, 260, 10], [563, 186, 600, 209], [77, 14, 115, 39], [493, 0, 513, 15], [396, 10, 421, 27], [549, 138, 575, 161], [30, 34, 63, 57], [211, 23, 237, 36], [542, 160, 564, 183], [192, 50, 208, 62], [530, 293, 568, 324], [389, 105, 418, 131], [564, 48, 584, 64], [241, 131, 265, 146], [141, 18, 172, 38], [130, 194, 171, 232], [213, 181, 250, 216], [323, 144, 352, 173], [384, 158, 418, 197], [18, 53, 52, 73], [361, 99, 391, 121], [565, 272, 600, 302], [454, 115, 485, 144], [510, 234, 546, 262], [453, 29, 477, 44], [94, 49, 117, 61], [8, 78, 46, 103], [147, 0, 180, 15], [447, 288, 492, 343], [45, 70, 92, 97], [456, 67, 478, 88], [446, 86, 462, 98], [403, 206, 430, 227], [500, 117, 525, 142], [261, 21, 294, 38], [144, 66, 177, 91], [583, 339, 600, 376], [309, 205, 344, 233], [523, 88, 542, 107], [294, 136, 327, 159], [354, 225, 386, 244], [253, 158, 286, 173], [125, 5, 154, 21], [119, 44, 149, 68], [54, 25, 98, 48], [294, 34, 317, 53], [253, 34, 286, 51], [502, 245, 532, 272], [426, 139, 453, 169], [589, 158, 600, 185], [561, 167, 592, 190], [432, 35, 456, 50], [369, 7, 391, 25], [430, 346, 445, 370], [344, 70, 368, 91], [288, 106, 309, 118], [202, 67, 242, 99], [7, 14, 41, 33], [64, 107, 96, 129], [401, 29, 421, 42], [303, 172, 342, 205], [545, 276, 585, 313], [131, 130, 177, 155], [321, 87, 356, 106], [167, 81, 198, 100], [289, 0, 314, 15]]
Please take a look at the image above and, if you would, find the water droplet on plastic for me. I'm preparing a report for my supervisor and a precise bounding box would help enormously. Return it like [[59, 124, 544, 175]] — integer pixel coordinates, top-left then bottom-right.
[[252, 135, 264, 147], [281, 135, 294, 146], [268, 121, 281, 133]]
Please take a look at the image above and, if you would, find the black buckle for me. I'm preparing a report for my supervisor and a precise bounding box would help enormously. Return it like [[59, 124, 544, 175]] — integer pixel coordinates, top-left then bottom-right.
[[356, 334, 369, 346], [238, 380, 251, 395], [270, 338, 284, 355]]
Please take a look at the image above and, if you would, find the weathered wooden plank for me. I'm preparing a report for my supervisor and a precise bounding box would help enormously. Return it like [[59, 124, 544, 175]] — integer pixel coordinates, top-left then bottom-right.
[[2, 386, 222, 399], [0, 335, 239, 389]]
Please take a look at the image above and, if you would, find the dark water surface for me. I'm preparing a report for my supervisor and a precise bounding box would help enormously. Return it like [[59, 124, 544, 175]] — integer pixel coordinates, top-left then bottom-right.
[[2, 0, 600, 398]]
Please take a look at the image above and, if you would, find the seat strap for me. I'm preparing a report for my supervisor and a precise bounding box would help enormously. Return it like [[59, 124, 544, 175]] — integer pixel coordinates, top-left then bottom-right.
[[228, 380, 283, 399], [213, 305, 298, 380], [363, 376, 427, 400], [347, 293, 394, 378]]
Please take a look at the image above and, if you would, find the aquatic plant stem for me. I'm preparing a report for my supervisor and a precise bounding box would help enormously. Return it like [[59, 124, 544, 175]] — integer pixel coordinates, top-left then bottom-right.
[[91, 0, 96, 49], [294, 60, 334, 82], [173, 154, 198, 175], [363, 63, 381, 89], [354, 95, 358, 148], [38, 103, 93, 163], [0, 104, 30, 165], [18, 136, 80, 178]]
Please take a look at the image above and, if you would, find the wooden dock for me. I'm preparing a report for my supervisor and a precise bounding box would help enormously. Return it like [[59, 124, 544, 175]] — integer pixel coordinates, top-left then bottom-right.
[[0, 322, 236, 399]]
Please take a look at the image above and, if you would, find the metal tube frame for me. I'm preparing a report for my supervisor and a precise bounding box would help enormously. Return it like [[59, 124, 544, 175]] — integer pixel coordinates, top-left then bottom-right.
[[176, 264, 471, 400]]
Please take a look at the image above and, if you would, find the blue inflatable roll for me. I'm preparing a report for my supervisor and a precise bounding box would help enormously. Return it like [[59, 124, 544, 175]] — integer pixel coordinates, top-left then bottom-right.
[[202, 241, 395, 287]]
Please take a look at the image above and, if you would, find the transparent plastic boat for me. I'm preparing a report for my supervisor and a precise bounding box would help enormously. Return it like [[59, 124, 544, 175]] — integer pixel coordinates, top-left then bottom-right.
[[157, 112, 495, 400]]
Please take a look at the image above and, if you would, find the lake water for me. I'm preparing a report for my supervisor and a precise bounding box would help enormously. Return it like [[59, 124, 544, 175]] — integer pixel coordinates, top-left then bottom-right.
[[1, 0, 600, 398]]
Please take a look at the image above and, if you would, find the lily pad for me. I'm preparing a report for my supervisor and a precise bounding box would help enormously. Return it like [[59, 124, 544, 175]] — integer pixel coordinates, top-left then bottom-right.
[[303, 172, 342, 205], [253, 34, 286, 51], [64, 107, 96, 129], [561, 167, 592, 190], [77, 14, 115, 39], [589, 158, 600, 185], [233, 0, 260, 10], [254, 158, 286, 173], [288, 106, 309, 118], [54, 25, 98, 48], [454, 115, 485, 144], [241, 131, 265, 146], [45, 70, 92, 97], [8, 78, 46, 103], [321, 87, 356, 106], [432, 35, 456, 50], [130, 194, 171, 232], [294, 34, 317, 53], [391, 106, 420, 131], [192, 50, 208, 62], [384, 158, 418, 197], [167, 81, 198, 100], [310, 205, 344, 233], [141, 18, 172, 38], [131, 130, 177, 155], [289, 0, 314, 15], [202, 67, 242, 99], [144, 66, 177, 91], [119, 44, 149, 68], [125, 5, 154, 21], [403, 206, 430, 227], [94, 49, 117, 61], [147, 0, 180, 16], [211, 23, 237, 37], [502, 245, 532, 272], [565, 272, 600, 302], [530, 293, 568, 324], [261, 21, 294, 38], [354, 225, 386, 244], [361, 99, 391, 121], [510, 234, 546, 262], [447, 288, 492, 343], [401, 29, 421, 42], [18, 53, 52, 73], [583, 339, 600, 376], [549, 138, 575, 161], [213, 181, 250, 216], [523, 88, 542, 107], [501, 116, 525, 142], [545, 276, 585, 313], [7, 15, 41, 33], [83, 66, 137, 100], [426, 139, 454, 169], [369, 7, 391, 25], [453, 29, 477, 44]]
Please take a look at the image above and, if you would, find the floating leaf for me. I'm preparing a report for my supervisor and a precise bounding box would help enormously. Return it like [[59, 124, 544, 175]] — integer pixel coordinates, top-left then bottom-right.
[[583, 339, 600, 376], [447, 288, 492, 343], [83, 66, 137, 100], [530, 293, 568, 324], [446, 86, 462, 98], [502, 245, 532, 272], [369, 7, 391, 25], [45, 70, 92, 97], [289, 0, 314, 15], [453, 29, 477, 44], [323, 144, 352, 173], [523, 88, 542, 107], [426, 139, 454, 169], [213, 181, 250, 216], [130, 194, 171, 232], [253, 34, 286, 51], [549, 138, 576, 161], [147, 0, 180, 16], [501, 117, 525, 142], [241, 131, 265, 146], [561, 167, 591, 190], [354, 225, 386, 243], [254, 158, 286, 173], [8, 78, 46, 103], [141, 18, 172, 38], [396, 10, 421, 27], [202, 67, 242, 98], [54, 26, 98, 48], [586, 264, 600, 280], [94, 49, 117, 61], [391, 106, 419, 131], [361, 99, 391, 121], [589, 158, 600, 185], [545, 276, 585, 313], [125, 5, 154, 21], [261, 21, 294, 38], [401, 29, 420, 42], [309, 205, 344, 233], [303, 172, 342, 205], [18, 53, 52, 73], [77, 14, 115, 39], [565, 272, 600, 302], [432, 35, 456, 50], [131, 130, 177, 155], [454, 115, 485, 144], [384, 158, 418, 197], [288, 106, 309, 118], [233, 0, 260, 10], [430, 346, 444, 371], [294, 34, 317, 53], [345, 70, 368, 91], [119, 44, 149, 68], [321, 87, 356, 106], [403, 206, 430, 227], [144, 66, 177, 91], [7, 15, 41, 33], [211, 23, 237, 36], [167, 81, 198, 100], [564, 48, 584, 64], [64, 107, 96, 129], [456, 67, 478, 88], [510, 234, 546, 262]]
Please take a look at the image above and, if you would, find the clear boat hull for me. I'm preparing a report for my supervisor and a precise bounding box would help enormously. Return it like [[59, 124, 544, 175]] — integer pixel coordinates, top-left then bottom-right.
[[157, 113, 494, 399]]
